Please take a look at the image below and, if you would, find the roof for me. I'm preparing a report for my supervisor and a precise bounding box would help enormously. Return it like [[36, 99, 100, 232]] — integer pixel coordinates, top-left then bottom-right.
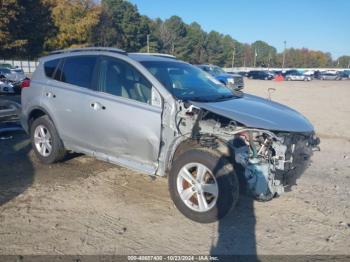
[[49, 47, 127, 55], [46, 48, 180, 63], [128, 53, 180, 63]]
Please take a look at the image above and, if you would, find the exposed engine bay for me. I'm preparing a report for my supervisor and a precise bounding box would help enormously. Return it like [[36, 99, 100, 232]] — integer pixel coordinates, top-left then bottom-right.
[[174, 101, 320, 200]]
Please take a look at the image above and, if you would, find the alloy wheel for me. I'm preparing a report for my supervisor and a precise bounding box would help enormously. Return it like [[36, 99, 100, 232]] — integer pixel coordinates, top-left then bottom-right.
[[34, 125, 52, 157], [176, 163, 219, 212]]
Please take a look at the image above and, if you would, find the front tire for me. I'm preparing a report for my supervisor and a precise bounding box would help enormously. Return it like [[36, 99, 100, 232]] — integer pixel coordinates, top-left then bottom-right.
[[168, 149, 239, 223], [30, 115, 66, 164]]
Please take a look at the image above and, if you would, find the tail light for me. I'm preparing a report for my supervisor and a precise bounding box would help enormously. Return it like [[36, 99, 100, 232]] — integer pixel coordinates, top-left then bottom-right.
[[21, 79, 30, 88]]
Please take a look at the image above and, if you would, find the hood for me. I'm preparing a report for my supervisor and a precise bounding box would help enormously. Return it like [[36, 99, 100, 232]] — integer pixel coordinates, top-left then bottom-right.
[[191, 94, 314, 133], [217, 73, 240, 79]]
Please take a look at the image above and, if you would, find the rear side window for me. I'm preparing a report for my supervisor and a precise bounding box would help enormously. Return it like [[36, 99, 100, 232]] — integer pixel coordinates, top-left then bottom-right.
[[61, 56, 97, 89], [44, 59, 60, 78]]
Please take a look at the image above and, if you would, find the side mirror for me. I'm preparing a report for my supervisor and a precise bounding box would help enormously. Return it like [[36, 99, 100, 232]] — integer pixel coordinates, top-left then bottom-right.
[[151, 87, 162, 108]]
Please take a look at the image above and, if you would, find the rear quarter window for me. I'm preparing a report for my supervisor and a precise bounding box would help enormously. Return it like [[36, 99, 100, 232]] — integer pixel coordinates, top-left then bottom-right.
[[44, 59, 60, 78]]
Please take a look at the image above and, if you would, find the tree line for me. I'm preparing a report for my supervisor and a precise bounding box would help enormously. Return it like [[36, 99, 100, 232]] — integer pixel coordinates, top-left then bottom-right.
[[1, 0, 349, 68]]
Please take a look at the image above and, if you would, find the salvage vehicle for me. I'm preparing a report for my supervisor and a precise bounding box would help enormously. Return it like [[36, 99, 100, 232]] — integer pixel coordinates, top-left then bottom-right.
[[0, 80, 16, 94], [21, 48, 320, 223], [196, 64, 244, 91], [0, 63, 26, 81], [0, 68, 24, 94]]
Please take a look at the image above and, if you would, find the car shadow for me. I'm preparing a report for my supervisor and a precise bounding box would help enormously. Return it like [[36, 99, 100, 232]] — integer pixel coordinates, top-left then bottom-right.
[[210, 196, 258, 260], [209, 140, 259, 261], [0, 128, 34, 207]]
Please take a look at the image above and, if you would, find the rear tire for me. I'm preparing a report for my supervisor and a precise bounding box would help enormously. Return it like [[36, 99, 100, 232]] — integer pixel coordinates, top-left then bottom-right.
[[168, 149, 239, 223], [30, 115, 66, 164]]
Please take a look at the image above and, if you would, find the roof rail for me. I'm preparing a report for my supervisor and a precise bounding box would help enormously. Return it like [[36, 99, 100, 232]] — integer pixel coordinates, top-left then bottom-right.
[[50, 47, 127, 55], [130, 52, 177, 59]]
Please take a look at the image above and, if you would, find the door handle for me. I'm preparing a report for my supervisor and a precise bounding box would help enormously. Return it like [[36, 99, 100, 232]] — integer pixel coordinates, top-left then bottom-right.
[[90, 102, 106, 111]]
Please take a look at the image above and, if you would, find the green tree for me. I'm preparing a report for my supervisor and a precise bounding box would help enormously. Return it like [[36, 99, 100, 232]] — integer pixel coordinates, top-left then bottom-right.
[[179, 22, 207, 64], [205, 31, 225, 66], [159, 16, 187, 55], [251, 40, 277, 67], [92, 0, 149, 51], [336, 55, 350, 68]]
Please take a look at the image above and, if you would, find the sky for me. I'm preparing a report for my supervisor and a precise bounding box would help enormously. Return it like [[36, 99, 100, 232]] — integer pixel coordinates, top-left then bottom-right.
[[128, 0, 350, 59]]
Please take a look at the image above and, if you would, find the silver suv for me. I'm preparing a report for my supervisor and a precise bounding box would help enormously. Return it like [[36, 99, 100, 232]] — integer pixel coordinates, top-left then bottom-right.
[[21, 47, 320, 223]]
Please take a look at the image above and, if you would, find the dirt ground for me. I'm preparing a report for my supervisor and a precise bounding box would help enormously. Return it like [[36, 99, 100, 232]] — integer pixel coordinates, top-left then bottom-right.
[[0, 79, 350, 255]]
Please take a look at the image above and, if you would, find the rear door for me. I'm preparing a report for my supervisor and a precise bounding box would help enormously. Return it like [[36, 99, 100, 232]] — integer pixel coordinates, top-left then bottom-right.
[[43, 55, 102, 152]]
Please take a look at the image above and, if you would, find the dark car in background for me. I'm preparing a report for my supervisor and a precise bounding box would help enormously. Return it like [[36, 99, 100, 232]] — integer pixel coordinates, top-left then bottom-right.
[[339, 70, 350, 79], [197, 64, 244, 90], [247, 70, 274, 80]]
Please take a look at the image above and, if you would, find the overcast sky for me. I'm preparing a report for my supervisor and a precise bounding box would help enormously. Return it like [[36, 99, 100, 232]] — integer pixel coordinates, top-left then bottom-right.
[[128, 0, 350, 59]]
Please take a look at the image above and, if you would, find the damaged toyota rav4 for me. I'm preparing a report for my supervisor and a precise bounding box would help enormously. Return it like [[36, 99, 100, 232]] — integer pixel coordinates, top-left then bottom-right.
[[21, 48, 320, 223]]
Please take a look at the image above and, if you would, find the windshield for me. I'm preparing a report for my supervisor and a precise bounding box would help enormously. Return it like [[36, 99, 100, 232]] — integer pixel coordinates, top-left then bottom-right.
[[210, 66, 226, 76], [141, 61, 236, 102]]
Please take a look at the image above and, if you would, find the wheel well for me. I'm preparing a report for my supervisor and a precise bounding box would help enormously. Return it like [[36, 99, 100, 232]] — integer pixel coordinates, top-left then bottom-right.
[[28, 109, 46, 128], [169, 137, 246, 189], [172, 137, 234, 164]]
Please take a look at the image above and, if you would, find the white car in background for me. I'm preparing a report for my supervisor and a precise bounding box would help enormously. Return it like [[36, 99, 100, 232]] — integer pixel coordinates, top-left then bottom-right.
[[285, 71, 311, 81]]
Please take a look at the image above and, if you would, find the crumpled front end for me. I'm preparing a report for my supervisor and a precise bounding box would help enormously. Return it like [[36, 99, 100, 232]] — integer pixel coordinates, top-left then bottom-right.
[[173, 101, 320, 201], [232, 129, 320, 200]]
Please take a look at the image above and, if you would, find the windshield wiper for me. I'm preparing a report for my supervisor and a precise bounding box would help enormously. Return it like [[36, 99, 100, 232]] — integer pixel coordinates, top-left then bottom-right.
[[213, 94, 237, 101], [187, 97, 212, 102]]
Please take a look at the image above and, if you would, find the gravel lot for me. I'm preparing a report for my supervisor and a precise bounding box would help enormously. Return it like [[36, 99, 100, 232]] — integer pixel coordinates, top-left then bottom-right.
[[0, 79, 350, 255]]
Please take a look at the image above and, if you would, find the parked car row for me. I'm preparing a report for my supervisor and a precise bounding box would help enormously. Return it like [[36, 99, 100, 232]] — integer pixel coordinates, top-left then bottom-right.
[[232, 69, 350, 81]]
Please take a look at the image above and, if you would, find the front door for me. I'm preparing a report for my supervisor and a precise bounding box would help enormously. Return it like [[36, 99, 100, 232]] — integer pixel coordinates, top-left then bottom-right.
[[87, 55, 162, 174]]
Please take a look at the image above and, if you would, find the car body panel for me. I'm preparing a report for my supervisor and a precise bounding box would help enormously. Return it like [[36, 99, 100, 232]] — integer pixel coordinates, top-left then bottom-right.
[[191, 94, 314, 132], [40, 55, 162, 174]]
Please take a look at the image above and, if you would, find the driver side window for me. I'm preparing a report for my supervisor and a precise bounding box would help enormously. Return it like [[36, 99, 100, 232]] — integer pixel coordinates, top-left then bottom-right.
[[98, 56, 152, 104]]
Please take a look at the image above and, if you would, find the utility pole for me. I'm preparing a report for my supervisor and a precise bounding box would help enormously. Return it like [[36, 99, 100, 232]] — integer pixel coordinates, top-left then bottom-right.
[[254, 48, 257, 67], [282, 40, 287, 69], [231, 47, 236, 70], [147, 34, 150, 53]]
